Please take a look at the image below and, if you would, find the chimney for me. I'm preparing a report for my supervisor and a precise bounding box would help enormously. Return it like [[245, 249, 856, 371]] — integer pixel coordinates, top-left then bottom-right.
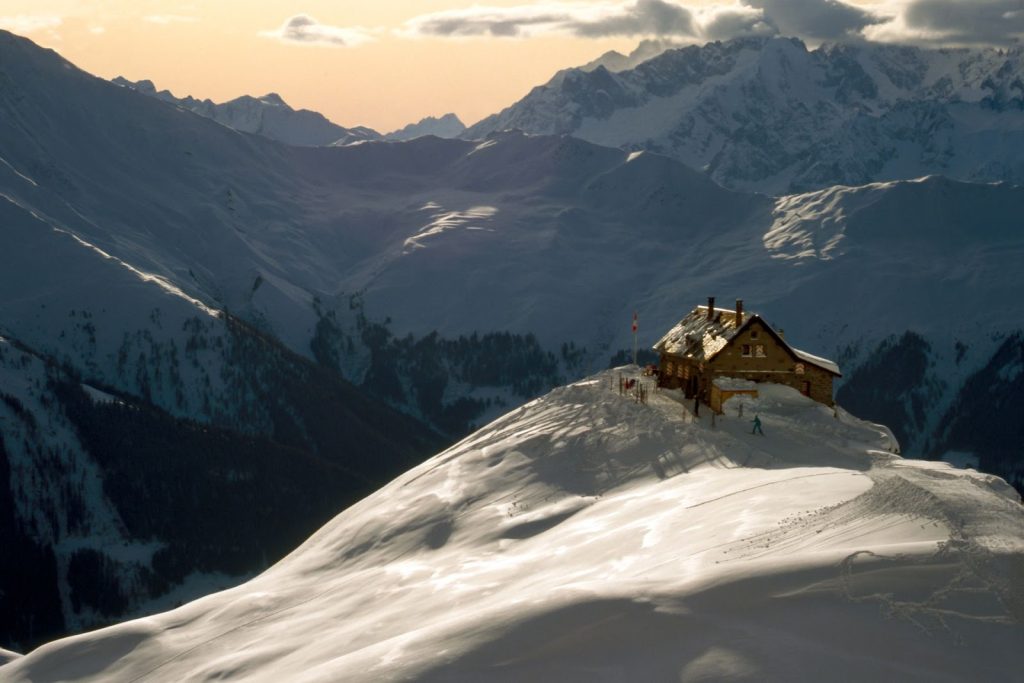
[[778, 328, 785, 340], [707, 296, 715, 320], [735, 299, 744, 327]]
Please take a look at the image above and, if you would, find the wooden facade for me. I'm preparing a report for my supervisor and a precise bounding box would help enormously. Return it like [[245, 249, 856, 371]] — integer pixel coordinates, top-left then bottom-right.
[[654, 298, 841, 410]]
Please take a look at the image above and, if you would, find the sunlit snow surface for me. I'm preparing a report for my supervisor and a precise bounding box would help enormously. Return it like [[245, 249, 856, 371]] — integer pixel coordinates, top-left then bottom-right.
[[5, 372, 1022, 682]]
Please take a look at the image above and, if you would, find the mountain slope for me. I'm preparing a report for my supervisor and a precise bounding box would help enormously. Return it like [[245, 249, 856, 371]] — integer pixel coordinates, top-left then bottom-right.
[[3, 29, 1024, 479], [112, 77, 380, 146], [4, 372, 1020, 680], [0, 33, 443, 649], [2, 28, 1024, 650], [466, 36, 1024, 194]]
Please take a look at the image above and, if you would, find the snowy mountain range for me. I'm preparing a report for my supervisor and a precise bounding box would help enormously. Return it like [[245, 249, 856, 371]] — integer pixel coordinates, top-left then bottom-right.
[[114, 77, 466, 146], [466, 36, 1024, 194], [384, 112, 466, 141], [1, 28, 1024, 654], [4, 372, 1021, 680], [112, 77, 380, 147]]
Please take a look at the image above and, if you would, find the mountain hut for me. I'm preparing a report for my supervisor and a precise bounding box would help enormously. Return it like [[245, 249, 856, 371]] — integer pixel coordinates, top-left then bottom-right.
[[653, 298, 841, 409]]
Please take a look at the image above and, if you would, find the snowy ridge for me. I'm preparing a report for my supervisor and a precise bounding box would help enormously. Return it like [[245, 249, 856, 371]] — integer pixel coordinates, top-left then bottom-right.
[[112, 77, 380, 147], [580, 39, 684, 73], [4, 371, 1020, 681], [384, 113, 466, 141], [466, 36, 1024, 194]]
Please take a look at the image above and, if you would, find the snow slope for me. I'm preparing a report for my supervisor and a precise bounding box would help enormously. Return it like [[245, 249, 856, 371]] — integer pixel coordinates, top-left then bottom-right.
[[4, 370, 1020, 681], [0, 31, 442, 648], [466, 36, 1024, 194]]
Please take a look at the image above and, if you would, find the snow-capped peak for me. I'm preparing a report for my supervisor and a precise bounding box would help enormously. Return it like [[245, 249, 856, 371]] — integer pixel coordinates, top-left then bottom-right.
[[385, 113, 467, 141], [112, 76, 382, 147], [257, 92, 287, 107], [465, 35, 1024, 194]]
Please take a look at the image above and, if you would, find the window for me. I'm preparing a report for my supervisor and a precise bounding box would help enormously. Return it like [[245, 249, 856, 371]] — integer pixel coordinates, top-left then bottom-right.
[[741, 344, 751, 357], [666, 361, 674, 374], [750, 330, 759, 340], [795, 363, 805, 375], [755, 344, 766, 358]]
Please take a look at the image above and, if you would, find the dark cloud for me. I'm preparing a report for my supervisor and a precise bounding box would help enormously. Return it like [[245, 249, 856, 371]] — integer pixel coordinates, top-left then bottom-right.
[[403, 1, 1024, 48], [574, 0, 697, 38], [903, 0, 1024, 44], [411, 11, 566, 38], [261, 14, 375, 47], [700, 6, 776, 41], [407, 1, 696, 39], [743, 0, 883, 41]]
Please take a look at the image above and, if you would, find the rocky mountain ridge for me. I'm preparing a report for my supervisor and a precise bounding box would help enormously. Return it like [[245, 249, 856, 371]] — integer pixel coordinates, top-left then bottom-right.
[[466, 36, 1024, 194]]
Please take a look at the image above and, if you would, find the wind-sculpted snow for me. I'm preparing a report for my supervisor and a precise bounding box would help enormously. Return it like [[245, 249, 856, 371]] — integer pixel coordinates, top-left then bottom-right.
[[4, 372, 1020, 681]]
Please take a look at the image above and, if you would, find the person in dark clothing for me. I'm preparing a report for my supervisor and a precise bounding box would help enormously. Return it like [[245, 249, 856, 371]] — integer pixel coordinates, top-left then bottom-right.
[[752, 415, 764, 435]]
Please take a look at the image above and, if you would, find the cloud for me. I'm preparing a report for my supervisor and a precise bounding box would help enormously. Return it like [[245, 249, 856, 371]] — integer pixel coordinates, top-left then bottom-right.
[[368, 1, 1024, 48], [404, 0, 698, 39], [260, 14, 376, 47], [742, 0, 883, 41], [896, 0, 1024, 44], [0, 14, 62, 34], [699, 5, 775, 41], [575, 0, 697, 37]]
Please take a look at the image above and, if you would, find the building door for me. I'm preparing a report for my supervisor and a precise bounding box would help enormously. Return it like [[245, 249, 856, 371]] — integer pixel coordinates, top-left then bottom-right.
[[801, 380, 811, 397]]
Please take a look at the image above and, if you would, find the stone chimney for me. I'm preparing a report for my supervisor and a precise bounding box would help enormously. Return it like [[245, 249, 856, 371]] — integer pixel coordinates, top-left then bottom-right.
[[707, 296, 715, 320], [735, 299, 743, 327], [778, 328, 785, 340]]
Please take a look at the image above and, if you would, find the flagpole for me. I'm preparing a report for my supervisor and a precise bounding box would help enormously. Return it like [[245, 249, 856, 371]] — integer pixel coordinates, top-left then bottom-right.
[[632, 311, 638, 367]]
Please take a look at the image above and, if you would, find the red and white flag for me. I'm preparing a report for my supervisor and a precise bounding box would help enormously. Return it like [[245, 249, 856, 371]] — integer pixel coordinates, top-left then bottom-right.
[[632, 311, 638, 333]]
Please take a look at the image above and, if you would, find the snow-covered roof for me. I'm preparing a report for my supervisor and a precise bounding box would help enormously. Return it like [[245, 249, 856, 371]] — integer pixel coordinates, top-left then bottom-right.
[[653, 305, 746, 361], [654, 304, 841, 376], [791, 347, 842, 376]]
